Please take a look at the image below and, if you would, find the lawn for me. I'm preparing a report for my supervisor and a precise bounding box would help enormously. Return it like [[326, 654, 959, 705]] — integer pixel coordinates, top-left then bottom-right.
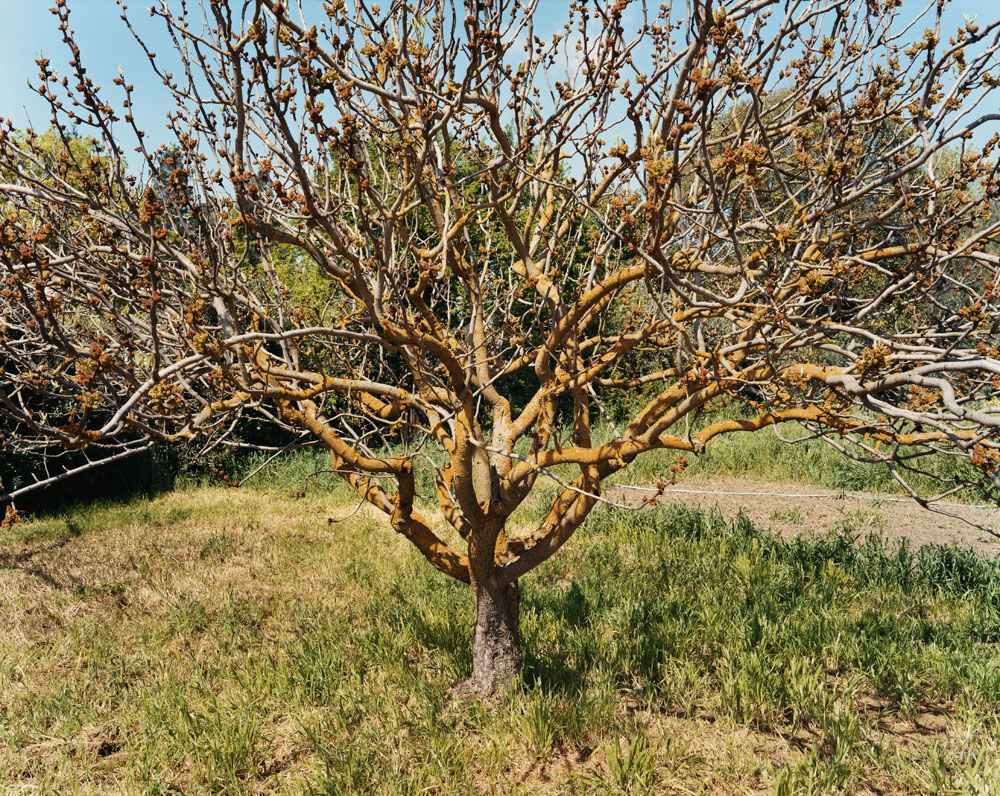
[[2, 481, 1000, 794]]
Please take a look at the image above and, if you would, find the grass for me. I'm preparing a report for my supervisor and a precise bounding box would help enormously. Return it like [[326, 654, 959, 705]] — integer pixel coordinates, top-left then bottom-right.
[[213, 413, 985, 509], [770, 507, 805, 525], [2, 484, 1000, 794], [615, 420, 983, 501]]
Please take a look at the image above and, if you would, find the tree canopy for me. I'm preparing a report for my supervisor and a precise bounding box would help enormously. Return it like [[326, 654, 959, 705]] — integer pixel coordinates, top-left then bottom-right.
[[3, 0, 1000, 693]]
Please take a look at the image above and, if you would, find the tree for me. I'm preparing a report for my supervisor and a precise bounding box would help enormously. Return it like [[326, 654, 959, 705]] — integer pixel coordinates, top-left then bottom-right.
[[3, 0, 1000, 695]]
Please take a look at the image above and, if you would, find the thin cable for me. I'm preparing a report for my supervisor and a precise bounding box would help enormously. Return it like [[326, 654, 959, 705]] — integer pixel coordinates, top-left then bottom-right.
[[609, 483, 998, 510]]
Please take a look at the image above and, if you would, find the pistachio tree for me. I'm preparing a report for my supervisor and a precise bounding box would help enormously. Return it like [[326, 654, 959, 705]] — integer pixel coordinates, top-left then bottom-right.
[[3, 0, 1000, 694]]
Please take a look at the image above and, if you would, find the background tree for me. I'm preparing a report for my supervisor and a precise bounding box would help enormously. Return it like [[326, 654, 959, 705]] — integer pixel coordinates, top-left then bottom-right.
[[3, 0, 1000, 695]]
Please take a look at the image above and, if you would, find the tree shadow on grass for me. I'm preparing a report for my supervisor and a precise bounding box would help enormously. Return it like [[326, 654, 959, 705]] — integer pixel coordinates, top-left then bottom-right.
[[0, 537, 76, 590]]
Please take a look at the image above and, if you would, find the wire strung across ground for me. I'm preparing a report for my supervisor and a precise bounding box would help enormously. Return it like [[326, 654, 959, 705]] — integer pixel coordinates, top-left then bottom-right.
[[609, 484, 998, 511]]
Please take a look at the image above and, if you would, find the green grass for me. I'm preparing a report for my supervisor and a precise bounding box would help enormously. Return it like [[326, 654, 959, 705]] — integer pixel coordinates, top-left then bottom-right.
[[213, 413, 984, 508], [1, 486, 999, 794], [615, 421, 983, 500]]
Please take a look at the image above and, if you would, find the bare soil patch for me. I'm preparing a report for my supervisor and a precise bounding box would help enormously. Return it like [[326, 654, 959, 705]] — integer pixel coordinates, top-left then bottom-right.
[[622, 475, 1000, 553]]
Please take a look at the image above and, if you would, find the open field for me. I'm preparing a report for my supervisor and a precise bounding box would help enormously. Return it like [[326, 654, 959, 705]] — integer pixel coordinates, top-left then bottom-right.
[[3, 480, 1000, 795]]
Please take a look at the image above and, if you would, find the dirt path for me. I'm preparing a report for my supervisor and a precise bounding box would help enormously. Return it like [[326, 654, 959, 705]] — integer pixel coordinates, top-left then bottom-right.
[[610, 476, 1000, 555]]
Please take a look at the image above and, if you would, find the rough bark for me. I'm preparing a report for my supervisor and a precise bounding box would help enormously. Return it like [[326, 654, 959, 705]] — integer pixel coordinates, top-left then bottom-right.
[[468, 576, 522, 697]]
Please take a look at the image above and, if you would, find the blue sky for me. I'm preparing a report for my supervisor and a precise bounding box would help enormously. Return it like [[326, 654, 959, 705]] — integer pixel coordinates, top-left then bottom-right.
[[0, 1, 993, 147]]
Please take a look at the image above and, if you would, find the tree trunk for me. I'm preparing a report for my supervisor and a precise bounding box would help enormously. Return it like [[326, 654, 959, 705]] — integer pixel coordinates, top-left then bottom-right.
[[468, 576, 522, 696]]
